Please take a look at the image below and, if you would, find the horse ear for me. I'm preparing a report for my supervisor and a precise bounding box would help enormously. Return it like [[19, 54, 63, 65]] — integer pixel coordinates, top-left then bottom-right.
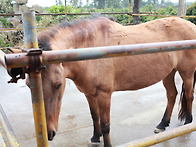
[[6, 47, 25, 83]]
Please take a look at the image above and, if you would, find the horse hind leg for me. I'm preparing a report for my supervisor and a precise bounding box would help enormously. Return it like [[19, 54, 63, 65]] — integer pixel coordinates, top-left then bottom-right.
[[154, 69, 178, 133], [178, 71, 195, 125]]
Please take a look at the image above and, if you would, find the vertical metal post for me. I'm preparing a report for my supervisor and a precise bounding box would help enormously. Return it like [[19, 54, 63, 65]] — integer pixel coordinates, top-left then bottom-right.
[[22, 11, 49, 147], [128, 0, 131, 24]]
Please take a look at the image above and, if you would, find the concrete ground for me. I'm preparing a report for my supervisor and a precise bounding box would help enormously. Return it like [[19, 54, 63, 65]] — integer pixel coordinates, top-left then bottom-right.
[[0, 65, 196, 147]]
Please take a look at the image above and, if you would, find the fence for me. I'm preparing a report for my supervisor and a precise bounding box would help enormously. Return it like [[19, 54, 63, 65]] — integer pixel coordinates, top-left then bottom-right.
[[0, 11, 158, 50], [0, 6, 196, 51], [1, 10, 196, 147], [0, 12, 156, 32], [0, 12, 196, 32], [1, 11, 196, 51]]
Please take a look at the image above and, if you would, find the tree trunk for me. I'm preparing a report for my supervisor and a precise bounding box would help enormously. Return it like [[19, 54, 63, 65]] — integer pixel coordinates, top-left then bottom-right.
[[133, 0, 140, 25], [178, 0, 186, 16], [98, 0, 105, 9]]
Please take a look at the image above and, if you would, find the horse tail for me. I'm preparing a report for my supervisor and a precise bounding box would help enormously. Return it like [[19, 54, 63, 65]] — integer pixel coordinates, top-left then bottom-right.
[[178, 71, 196, 121]]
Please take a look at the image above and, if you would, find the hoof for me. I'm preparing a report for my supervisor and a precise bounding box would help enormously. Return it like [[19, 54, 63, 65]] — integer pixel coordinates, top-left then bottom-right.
[[154, 127, 165, 134], [88, 141, 102, 147]]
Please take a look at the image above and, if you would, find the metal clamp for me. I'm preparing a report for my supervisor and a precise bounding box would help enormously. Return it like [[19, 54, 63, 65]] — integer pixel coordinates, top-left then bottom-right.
[[26, 48, 43, 73]]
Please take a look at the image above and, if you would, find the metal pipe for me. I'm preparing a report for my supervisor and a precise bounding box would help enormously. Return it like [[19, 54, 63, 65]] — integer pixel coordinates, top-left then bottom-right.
[[5, 39, 196, 68], [117, 122, 196, 147], [131, 14, 196, 18], [22, 11, 48, 147], [0, 104, 19, 147], [0, 27, 51, 32], [0, 12, 157, 17], [2, 12, 196, 18], [29, 72, 48, 147]]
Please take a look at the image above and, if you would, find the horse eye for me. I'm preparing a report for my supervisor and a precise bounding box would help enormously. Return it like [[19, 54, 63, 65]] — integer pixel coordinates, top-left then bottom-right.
[[56, 83, 62, 89]]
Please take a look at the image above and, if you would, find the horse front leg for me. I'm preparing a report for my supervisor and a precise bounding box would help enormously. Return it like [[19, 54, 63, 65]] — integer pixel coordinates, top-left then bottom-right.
[[155, 70, 177, 133], [86, 96, 102, 144], [97, 92, 112, 147]]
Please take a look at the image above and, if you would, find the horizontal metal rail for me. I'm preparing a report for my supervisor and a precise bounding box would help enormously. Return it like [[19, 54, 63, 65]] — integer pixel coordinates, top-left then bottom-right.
[[0, 27, 51, 32], [1, 13, 195, 32], [4, 39, 196, 69], [0, 12, 157, 17], [131, 13, 196, 18], [1, 12, 195, 18], [117, 122, 196, 147]]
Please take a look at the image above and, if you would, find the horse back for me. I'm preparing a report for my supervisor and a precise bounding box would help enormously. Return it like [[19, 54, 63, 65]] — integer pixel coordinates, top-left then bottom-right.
[[108, 17, 196, 46], [107, 17, 196, 91]]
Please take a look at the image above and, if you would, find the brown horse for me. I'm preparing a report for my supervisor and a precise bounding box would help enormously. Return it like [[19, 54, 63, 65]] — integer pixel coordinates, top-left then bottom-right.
[[28, 16, 196, 147]]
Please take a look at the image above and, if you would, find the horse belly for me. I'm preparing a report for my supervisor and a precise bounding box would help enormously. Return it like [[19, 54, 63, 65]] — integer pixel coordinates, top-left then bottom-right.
[[114, 53, 175, 91]]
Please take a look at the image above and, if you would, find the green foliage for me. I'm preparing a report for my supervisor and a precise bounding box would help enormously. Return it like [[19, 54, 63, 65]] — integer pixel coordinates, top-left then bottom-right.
[[186, 2, 196, 24], [46, 5, 65, 13], [37, 3, 179, 27], [0, 0, 15, 47], [42, 5, 130, 24], [0, 33, 13, 47], [164, 5, 178, 15], [0, 0, 13, 13], [36, 5, 66, 27], [140, 4, 157, 12], [140, 5, 177, 23], [0, 18, 13, 28], [90, 0, 176, 9], [0, 31, 24, 48]]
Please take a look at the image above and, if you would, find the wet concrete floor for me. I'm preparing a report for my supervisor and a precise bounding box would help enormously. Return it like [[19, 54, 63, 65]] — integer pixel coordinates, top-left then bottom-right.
[[0, 65, 196, 147]]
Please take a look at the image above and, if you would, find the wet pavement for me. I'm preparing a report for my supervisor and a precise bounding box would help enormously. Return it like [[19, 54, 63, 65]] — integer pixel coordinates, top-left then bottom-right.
[[0, 65, 196, 147]]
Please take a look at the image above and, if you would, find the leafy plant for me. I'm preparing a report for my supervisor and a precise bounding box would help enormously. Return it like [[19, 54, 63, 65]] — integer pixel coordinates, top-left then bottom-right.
[[0, 18, 13, 28], [140, 5, 177, 23], [186, 2, 196, 24], [0, 33, 13, 47], [0, 31, 24, 48], [0, 0, 13, 13]]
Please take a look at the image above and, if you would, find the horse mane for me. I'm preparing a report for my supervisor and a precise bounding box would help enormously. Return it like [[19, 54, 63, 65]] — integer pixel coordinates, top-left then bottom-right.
[[37, 15, 114, 51], [57, 14, 115, 30]]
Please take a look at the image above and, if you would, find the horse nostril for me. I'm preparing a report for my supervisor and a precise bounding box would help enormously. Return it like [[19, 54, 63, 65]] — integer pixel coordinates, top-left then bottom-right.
[[48, 130, 56, 141]]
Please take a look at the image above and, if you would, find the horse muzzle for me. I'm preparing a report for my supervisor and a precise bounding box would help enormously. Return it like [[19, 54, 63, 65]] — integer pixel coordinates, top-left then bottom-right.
[[48, 130, 56, 141]]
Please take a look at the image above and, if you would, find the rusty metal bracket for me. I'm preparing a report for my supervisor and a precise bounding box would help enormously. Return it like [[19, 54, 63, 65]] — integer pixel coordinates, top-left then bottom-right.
[[26, 49, 43, 73], [23, 48, 42, 56]]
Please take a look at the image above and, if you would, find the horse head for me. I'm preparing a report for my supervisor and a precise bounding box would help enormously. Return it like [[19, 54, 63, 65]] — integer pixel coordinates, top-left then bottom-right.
[[29, 29, 67, 140], [26, 63, 66, 140]]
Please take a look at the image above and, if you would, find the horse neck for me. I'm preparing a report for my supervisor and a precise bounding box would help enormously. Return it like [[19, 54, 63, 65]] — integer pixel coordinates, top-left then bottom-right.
[[52, 18, 116, 80], [62, 60, 88, 82]]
